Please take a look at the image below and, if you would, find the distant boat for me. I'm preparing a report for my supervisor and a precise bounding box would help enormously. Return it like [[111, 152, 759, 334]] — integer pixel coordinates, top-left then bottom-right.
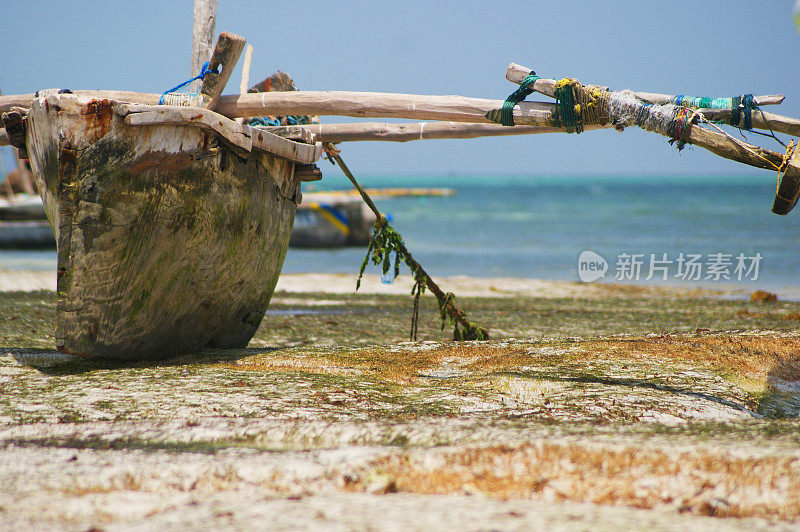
[[291, 188, 454, 248], [0, 194, 52, 248], [0, 193, 45, 220], [0, 147, 54, 249], [292, 194, 375, 248]]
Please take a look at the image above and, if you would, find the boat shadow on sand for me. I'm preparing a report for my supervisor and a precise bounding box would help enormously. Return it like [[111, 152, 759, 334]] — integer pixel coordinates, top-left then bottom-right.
[[2, 345, 307, 377], [757, 358, 800, 418]]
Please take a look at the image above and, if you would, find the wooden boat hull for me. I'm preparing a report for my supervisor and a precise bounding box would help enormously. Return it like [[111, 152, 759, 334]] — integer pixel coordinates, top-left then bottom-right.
[[25, 95, 301, 360]]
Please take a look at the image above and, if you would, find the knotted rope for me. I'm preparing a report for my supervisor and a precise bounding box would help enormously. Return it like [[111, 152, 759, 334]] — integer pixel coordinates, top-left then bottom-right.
[[552, 79, 611, 134], [668, 107, 694, 150], [729, 94, 754, 130], [670, 93, 759, 133], [498, 72, 540, 126]]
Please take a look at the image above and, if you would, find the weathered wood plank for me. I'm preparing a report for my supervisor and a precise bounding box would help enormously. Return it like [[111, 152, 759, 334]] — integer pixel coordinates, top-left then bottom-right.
[[3, 88, 798, 180], [191, 0, 218, 93], [294, 163, 322, 182], [1, 91, 155, 114], [195, 32, 246, 110], [116, 103, 321, 164], [4, 88, 797, 140], [267, 126, 318, 144], [270, 121, 606, 142], [120, 104, 253, 153], [501, 64, 800, 183], [245, 125, 322, 164], [0, 93, 36, 113]]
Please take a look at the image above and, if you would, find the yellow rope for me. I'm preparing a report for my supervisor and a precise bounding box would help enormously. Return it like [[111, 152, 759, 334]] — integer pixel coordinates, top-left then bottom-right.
[[695, 111, 782, 171], [552, 78, 610, 132], [776, 139, 797, 194]]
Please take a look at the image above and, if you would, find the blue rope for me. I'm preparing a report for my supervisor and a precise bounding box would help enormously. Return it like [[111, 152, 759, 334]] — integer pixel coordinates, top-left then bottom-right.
[[635, 101, 653, 127], [247, 116, 283, 127], [741, 93, 754, 130], [246, 113, 311, 127], [159, 61, 218, 104]]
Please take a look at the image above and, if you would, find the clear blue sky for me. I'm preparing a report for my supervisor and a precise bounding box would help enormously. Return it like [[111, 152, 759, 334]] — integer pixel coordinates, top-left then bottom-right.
[[2, 1, 799, 178]]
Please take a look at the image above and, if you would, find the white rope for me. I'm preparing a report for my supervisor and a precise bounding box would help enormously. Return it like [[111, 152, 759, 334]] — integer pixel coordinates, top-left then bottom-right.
[[160, 93, 195, 107]]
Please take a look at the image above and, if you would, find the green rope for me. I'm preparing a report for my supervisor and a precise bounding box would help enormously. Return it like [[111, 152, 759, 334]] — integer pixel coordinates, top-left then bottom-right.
[[356, 217, 487, 341], [325, 143, 489, 342], [499, 72, 540, 126], [553, 81, 583, 134]]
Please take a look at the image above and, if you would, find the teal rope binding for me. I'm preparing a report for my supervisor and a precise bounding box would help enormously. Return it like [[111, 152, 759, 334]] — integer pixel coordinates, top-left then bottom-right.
[[671, 95, 731, 109], [247, 114, 311, 127], [670, 93, 756, 131], [499, 72, 540, 126], [729, 94, 754, 130], [159, 61, 218, 105]]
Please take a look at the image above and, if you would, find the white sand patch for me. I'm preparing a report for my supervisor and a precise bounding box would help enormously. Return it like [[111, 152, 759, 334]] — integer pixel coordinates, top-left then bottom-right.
[[0, 269, 735, 299], [0, 270, 55, 291], [275, 273, 719, 299]]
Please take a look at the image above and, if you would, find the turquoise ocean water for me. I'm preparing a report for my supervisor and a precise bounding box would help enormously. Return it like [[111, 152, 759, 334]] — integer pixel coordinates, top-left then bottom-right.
[[4, 173, 800, 297]]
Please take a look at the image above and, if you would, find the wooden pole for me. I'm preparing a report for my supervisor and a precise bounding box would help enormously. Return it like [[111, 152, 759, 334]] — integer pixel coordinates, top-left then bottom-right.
[[193, 32, 246, 109], [271, 121, 606, 143], [2, 89, 797, 179], [190, 0, 218, 93], [506, 63, 800, 137], [215, 91, 557, 125], [236, 44, 253, 125], [0, 90, 555, 125], [506, 63, 785, 107], [239, 44, 253, 95]]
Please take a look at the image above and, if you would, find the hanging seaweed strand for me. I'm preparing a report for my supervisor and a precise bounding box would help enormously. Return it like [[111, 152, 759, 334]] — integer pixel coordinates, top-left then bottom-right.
[[322, 143, 489, 342]]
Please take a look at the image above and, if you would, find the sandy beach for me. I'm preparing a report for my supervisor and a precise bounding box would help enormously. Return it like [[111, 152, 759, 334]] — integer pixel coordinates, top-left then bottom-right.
[[0, 269, 734, 299], [3, 0, 800, 528], [2, 269, 800, 530]]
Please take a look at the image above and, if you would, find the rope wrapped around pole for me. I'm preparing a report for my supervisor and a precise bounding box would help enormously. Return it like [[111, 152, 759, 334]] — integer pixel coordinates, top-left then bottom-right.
[[322, 142, 489, 341]]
